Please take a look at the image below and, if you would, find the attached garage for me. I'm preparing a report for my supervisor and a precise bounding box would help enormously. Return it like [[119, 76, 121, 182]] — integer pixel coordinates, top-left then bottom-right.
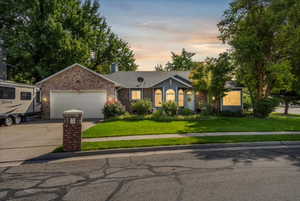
[[50, 90, 107, 119], [36, 64, 119, 119]]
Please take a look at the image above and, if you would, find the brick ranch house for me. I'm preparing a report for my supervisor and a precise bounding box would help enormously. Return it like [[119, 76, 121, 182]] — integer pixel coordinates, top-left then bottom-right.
[[37, 63, 242, 119]]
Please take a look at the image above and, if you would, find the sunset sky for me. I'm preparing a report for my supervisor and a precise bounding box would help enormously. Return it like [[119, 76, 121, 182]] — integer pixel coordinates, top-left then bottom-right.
[[101, 0, 232, 71]]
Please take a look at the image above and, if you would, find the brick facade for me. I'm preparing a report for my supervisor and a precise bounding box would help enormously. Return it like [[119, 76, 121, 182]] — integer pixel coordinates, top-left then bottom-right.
[[117, 88, 154, 112], [37, 65, 116, 119], [195, 91, 207, 111], [117, 88, 131, 111]]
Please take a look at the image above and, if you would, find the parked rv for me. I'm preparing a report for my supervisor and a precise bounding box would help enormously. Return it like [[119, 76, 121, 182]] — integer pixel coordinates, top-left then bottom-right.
[[0, 80, 41, 126]]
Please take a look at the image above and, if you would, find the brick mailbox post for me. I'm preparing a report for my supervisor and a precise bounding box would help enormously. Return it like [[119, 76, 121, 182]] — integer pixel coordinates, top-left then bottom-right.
[[63, 110, 83, 152]]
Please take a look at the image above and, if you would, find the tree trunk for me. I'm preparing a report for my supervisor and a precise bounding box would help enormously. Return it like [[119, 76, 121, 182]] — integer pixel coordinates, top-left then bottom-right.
[[284, 100, 289, 115]]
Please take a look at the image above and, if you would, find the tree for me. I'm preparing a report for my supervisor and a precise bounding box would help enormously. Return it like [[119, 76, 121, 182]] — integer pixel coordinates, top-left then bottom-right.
[[155, 64, 164, 71], [273, 90, 300, 115], [190, 52, 234, 113], [218, 0, 295, 117], [272, 0, 300, 115], [0, 0, 137, 83], [164, 49, 196, 71]]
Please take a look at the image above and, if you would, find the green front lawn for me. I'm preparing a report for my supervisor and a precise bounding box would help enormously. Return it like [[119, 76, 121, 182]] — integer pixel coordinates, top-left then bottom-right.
[[82, 135, 300, 151], [83, 114, 300, 138]]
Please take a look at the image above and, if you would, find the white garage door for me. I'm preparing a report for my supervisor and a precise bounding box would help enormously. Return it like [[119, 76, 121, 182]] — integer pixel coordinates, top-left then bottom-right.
[[50, 91, 107, 119]]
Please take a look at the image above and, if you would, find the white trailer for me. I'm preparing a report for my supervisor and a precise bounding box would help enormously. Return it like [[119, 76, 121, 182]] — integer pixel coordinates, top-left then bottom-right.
[[0, 80, 41, 126]]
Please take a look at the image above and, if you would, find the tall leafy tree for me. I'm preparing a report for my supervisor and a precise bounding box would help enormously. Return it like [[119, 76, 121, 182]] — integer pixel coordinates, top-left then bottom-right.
[[0, 0, 137, 83], [272, 0, 300, 114], [165, 48, 196, 71], [218, 0, 295, 116], [190, 52, 234, 112]]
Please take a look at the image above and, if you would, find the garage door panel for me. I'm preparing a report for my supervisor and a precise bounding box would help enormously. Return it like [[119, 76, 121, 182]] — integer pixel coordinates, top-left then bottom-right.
[[50, 91, 106, 119]]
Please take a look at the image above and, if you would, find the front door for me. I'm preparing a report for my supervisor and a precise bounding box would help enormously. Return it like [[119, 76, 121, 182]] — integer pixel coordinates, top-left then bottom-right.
[[185, 91, 195, 111]]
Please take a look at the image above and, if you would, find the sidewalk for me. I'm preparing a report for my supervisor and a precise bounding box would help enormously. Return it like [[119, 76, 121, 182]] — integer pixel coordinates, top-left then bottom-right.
[[83, 131, 300, 142]]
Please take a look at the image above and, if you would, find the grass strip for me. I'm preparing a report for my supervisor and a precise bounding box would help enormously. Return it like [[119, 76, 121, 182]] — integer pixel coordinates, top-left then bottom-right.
[[80, 135, 300, 151], [83, 114, 300, 138]]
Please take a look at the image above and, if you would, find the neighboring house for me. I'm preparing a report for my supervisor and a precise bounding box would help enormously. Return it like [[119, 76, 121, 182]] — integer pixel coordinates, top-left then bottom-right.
[[37, 63, 243, 119], [221, 81, 244, 113]]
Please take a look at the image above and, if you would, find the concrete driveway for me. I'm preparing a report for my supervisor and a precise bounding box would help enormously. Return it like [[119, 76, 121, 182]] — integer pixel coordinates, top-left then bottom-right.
[[0, 120, 95, 166]]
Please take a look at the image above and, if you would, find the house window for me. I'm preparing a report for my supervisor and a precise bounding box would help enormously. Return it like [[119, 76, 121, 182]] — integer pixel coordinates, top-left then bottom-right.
[[131, 89, 141, 100], [166, 89, 175, 102], [155, 89, 162, 107], [0, 86, 15, 99], [178, 89, 184, 107], [223, 91, 241, 106], [20, 92, 32, 100]]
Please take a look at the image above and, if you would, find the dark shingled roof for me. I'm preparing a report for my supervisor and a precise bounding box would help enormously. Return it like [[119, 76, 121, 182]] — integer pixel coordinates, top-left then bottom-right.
[[104, 71, 192, 88], [224, 80, 243, 89]]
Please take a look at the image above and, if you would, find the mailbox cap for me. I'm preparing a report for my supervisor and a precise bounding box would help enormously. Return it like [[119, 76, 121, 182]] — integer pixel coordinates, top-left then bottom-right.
[[63, 109, 84, 116]]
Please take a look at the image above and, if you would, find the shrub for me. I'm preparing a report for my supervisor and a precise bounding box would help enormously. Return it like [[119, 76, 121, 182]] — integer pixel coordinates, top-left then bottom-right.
[[151, 109, 171, 121], [254, 97, 279, 118], [243, 92, 253, 112], [201, 104, 215, 115], [152, 109, 165, 118], [131, 99, 153, 115], [162, 101, 178, 116], [178, 108, 194, 116], [103, 100, 126, 119], [220, 110, 244, 117]]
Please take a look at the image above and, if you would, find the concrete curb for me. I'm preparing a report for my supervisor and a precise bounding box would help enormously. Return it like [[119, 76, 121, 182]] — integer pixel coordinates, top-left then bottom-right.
[[25, 141, 300, 164]]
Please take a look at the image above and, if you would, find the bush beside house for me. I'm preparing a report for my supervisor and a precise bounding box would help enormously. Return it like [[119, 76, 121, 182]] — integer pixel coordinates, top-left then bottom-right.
[[162, 101, 178, 116], [178, 108, 194, 116], [103, 100, 126, 119], [131, 99, 153, 115]]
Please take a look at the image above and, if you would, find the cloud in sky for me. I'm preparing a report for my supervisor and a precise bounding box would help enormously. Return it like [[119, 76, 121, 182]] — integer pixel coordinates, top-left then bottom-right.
[[101, 0, 232, 71]]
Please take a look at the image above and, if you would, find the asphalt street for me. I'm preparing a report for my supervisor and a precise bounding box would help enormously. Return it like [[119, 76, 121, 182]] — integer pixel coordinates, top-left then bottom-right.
[[1, 145, 300, 201]]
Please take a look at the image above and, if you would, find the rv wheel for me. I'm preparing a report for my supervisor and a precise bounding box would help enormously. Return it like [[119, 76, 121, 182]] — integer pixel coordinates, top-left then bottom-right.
[[4, 117, 13, 126], [14, 116, 22, 124]]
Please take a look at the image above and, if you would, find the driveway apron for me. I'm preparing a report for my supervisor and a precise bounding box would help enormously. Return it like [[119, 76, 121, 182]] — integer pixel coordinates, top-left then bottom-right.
[[0, 120, 95, 165]]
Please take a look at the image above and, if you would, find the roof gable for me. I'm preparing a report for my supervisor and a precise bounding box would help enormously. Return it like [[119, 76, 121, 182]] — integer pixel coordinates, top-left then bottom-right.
[[36, 63, 120, 86], [104, 71, 192, 88], [152, 76, 192, 88]]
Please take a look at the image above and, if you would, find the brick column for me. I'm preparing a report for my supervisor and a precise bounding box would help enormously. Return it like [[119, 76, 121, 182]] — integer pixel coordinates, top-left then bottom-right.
[[63, 110, 83, 152]]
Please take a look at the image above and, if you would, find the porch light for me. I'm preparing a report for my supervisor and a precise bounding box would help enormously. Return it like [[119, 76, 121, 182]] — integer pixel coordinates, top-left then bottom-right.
[[42, 97, 48, 102]]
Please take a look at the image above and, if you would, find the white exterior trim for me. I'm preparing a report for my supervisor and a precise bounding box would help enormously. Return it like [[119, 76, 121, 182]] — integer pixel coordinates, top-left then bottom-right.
[[36, 63, 121, 86], [151, 76, 193, 88], [50, 90, 107, 93], [0, 80, 38, 89]]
